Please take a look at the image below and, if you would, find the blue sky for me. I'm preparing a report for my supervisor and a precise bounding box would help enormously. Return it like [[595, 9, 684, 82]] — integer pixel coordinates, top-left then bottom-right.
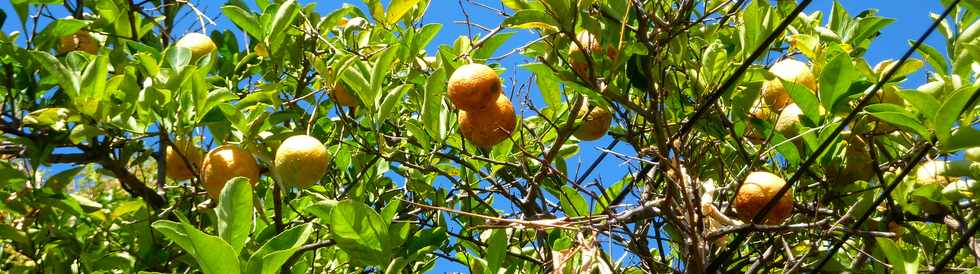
[[0, 0, 956, 272]]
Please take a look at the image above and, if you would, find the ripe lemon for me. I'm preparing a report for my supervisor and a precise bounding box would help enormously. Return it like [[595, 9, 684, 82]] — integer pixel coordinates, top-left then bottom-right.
[[761, 59, 817, 110], [458, 93, 517, 149], [165, 138, 204, 181], [201, 145, 260, 199], [448, 63, 502, 111], [176, 32, 217, 60], [274, 135, 329, 189], [734, 171, 794, 225], [330, 84, 358, 106], [58, 31, 99, 55], [573, 103, 612, 141], [774, 103, 804, 137]]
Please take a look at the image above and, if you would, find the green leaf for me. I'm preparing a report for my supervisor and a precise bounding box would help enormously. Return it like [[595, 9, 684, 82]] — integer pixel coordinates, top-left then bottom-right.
[[329, 200, 390, 266], [152, 220, 241, 274], [0, 161, 28, 186], [935, 86, 977, 143], [782, 80, 821, 123], [245, 223, 313, 274], [22, 107, 79, 131], [875, 237, 919, 274], [502, 10, 558, 30], [218, 177, 253, 254], [473, 32, 515, 60], [151, 221, 198, 260], [484, 229, 507, 274], [304, 199, 339, 222], [31, 51, 78, 96], [41, 18, 89, 39], [559, 185, 589, 217], [69, 124, 102, 144], [265, 0, 299, 54], [864, 104, 930, 137], [185, 223, 241, 274], [422, 67, 447, 140], [222, 5, 263, 39], [944, 127, 980, 152], [78, 53, 110, 118], [913, 42, 948, 75], [819, 52, 858, 113], [377, 84, 410, 124], [894, 89, 940, 124], [371, 44, 402, 108], [385, 0, 420, 25]]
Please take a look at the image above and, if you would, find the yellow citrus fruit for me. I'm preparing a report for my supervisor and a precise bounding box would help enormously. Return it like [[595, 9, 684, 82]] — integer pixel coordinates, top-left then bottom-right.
[[448, 63, 502, 111], [165, 138, 204, 181], [458, 94, 517, 149], [274, 135, 329, 189], [573, 103, 612, 141], [201, 145, 260, 199], [58, 31, 99, 55], [176, 32, 217, 60], [915, 160, 965, 186], [761, 59, 817, 110], [774, 103, 804, 137], [330, 84, 358, 106], [254, 42, 269, 57], [734, 171, 794, 225]]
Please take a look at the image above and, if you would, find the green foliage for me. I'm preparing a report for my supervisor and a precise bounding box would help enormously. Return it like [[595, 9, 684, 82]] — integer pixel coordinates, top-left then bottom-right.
[[0, 0, 978, 273]]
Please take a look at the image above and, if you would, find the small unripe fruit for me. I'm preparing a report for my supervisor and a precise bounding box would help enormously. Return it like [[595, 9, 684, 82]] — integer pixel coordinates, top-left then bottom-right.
[[176, 32, 217, 60], [448, 63, 502, 111], [274, 135, 329, 189], [165, 138, 204, 181], [761, 59, 817, 110], [458, 94, 517, 149], [57, 31, 99, 55], [330, 84, 358, 106], [965, 147, 980, 162], [734, 171, 794, 225], [254, 42, 269, 57], [201, 145, 260, 199], [573, 104, 612, 141]]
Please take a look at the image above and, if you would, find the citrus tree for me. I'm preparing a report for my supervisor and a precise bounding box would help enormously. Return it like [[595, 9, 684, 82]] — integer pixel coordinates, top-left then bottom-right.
[[1, 0, 980, 273]]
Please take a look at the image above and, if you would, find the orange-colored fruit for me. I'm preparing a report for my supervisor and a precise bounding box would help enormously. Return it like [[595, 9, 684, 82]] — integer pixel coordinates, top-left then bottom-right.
[[448, 63, 502, 111], [57, 31, 99, 55], [201, 145, 260, 199], [176, 32, 216, 60], [824, 132, 874, 185], [734, 171, 794, 225], [573, 104, 612, 141], [458, 94, 517, 149], [330, 84, 358, 106], [569, 31, 603, 78], [274, 135, 329, 189], [761, 59, 817, 110], [165, 138, 204, 181]]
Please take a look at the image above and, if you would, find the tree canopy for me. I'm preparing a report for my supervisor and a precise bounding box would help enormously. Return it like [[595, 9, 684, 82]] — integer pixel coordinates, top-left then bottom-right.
[[1, 0, 980, 273]]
